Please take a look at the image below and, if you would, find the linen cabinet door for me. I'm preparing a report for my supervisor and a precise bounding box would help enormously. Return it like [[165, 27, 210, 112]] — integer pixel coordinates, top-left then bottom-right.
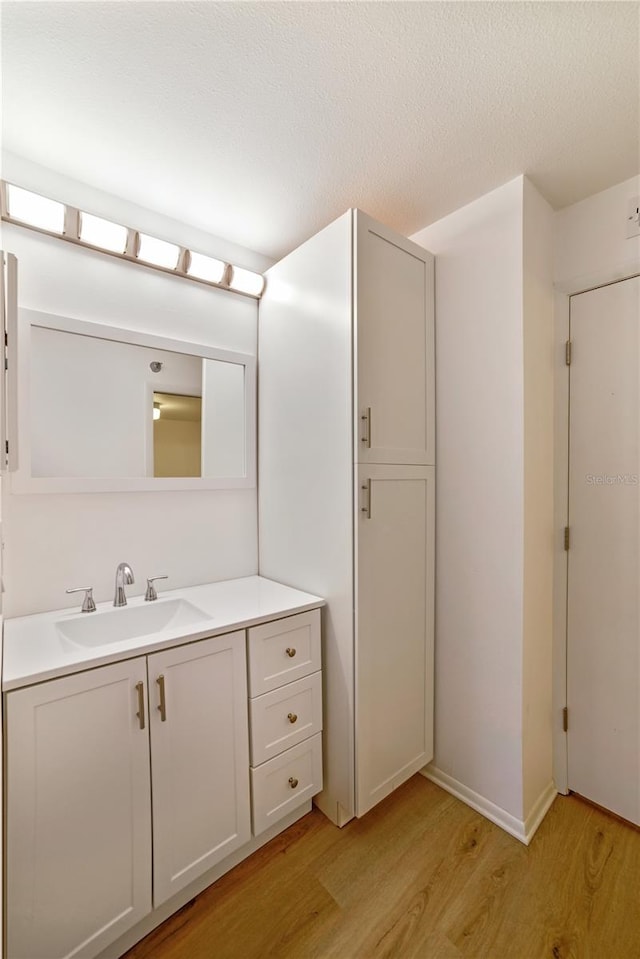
[[355, 464, 435, 817], [148, 631, 251, 906], [6, 658, 152, 959], [355, 211, 435, 467]]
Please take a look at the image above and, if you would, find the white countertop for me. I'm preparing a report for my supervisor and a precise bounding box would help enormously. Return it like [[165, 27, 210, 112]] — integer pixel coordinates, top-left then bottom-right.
[[2, 576, 324, 691]]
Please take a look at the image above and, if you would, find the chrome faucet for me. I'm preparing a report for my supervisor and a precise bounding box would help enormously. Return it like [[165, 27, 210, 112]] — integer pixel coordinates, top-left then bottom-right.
[[114, 562, 135, 607]]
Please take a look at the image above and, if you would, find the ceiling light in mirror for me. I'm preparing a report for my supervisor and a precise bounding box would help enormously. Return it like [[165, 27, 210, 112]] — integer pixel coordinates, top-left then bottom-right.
[[229, 266, 265, 297], [186, 251, 226, 284], [137, 233, 180, 269], [6, 184, 65, 233], [79, 212, 127, 253]]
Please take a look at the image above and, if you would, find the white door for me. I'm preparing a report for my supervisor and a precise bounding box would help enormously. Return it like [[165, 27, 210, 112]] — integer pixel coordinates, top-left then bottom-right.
[[148, 632, 251, 906], [355, 464, 435, 816], [567, 275, 640, 825], [355, 212, 435, 467], [6, 658, 152, 959]]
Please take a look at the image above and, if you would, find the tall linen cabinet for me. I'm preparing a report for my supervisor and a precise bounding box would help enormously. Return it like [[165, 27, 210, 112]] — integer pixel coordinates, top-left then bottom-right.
[[259, 210, 434, 825]]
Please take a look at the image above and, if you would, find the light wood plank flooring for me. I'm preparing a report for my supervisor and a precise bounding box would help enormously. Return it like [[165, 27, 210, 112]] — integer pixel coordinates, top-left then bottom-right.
[[124, 775, 640, 959]]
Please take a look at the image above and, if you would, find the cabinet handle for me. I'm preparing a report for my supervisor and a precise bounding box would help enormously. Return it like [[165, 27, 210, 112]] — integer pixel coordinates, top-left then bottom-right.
[[157, 674, 167, 722], [285, 647, 296, 658], [288, 777, 299, 789], [135, 682, 145, 730], [361, 479, 372, 519], [287, 712, 298, 724], [361, 407, 372, 447]]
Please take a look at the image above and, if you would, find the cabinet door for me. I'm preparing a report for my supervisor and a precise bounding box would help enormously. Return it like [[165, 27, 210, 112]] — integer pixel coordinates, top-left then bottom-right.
[[355, 211, 435, 467], [6, 658, 152, 959], [148, 631, 251, 906], [355, 464, 435, 817]]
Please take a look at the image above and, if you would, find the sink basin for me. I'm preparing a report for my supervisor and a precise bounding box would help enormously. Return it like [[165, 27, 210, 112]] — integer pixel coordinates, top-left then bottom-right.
[[56, 599, 210, 647]]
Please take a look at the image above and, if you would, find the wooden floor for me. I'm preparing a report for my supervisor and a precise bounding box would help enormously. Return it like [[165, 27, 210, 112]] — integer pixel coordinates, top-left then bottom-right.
[[124, 775, 640, 959]]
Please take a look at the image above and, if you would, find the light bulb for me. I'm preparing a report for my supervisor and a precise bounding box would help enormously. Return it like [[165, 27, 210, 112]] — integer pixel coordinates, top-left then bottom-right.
[[187, 251, 226, 284], [137, 233, 180, 270], [6, 184, 65, 233], [228, 266, 265, 297], [153, 404, 161, 421], [79, 212, 127, 253]]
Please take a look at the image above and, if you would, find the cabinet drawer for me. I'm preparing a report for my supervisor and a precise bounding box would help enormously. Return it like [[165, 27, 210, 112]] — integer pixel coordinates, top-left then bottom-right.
[[251, 733, 323, 836], [250, 671, 322, 766], [248, 610, 321, 695]]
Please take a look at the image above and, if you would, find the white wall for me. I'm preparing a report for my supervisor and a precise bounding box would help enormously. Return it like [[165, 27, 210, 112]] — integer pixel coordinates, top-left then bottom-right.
[[412, 178, 527, 821], [0, 159, 265, 617], [411, 175, 555, 832], [522, 178, 554, 815], [554, 174, 640, 289]]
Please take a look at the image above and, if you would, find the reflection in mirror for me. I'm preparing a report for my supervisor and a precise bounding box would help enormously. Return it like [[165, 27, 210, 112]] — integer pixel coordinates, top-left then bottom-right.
[[29, 325, 247, 481], [153, 392, 202, 477], [202, 359, 245, 477]]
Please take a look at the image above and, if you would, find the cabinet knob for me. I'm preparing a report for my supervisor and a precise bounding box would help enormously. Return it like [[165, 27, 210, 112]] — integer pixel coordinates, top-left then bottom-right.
[[285, 647, 296, 658], [287, 712, 298, 724], [288, 777, 299, 789]]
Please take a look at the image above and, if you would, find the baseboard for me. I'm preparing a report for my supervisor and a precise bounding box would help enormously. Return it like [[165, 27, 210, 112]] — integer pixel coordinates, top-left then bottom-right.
[[420, 766, 557, 845], [314, 792, 354, 828], [523, 780, 558, 843]]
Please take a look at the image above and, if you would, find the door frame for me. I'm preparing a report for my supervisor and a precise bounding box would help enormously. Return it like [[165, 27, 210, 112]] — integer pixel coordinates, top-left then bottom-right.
[[553, 261, 640, 795]]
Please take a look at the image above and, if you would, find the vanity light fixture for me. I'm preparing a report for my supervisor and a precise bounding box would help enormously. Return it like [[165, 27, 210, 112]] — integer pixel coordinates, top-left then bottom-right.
[[228, 265, 266, 297], [0, 179, 266, 299], [79, 212, 128, 254], [186, 250, 227, 284], [137, 233, 181, 270], [4, 184, 65, 234]]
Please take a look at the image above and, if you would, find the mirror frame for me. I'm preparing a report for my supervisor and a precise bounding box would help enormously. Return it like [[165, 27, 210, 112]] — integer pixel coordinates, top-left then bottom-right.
[[11, 309, 256, 493]]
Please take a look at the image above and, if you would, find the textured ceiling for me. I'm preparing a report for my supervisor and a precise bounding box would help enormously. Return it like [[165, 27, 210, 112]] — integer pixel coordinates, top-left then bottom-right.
[[1, 1, 638, 261]]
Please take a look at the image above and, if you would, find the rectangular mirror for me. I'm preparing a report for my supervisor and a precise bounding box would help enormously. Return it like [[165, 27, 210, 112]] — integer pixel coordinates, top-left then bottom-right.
[[11, 310, 256, 493]]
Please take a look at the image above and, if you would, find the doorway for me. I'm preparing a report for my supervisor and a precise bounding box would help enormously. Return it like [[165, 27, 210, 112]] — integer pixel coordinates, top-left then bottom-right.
[[566, 274, 640, 825]]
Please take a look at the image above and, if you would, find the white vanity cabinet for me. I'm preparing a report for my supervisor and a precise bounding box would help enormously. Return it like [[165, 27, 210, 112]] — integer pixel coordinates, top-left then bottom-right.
[[259, 209, 435, 825], [3, 578, 324, 959], [6, 657, 153, 959], [6, 632, 250, 958]]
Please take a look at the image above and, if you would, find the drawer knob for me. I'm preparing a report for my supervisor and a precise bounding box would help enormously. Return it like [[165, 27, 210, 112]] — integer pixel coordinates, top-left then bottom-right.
[[285, 647, 296, 658], [288, 776, 299, 789], [287, 712, 298, 724]]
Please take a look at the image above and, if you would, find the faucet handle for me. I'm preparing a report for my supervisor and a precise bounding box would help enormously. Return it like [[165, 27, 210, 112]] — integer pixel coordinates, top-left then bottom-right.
[[145, 575, 168, 602], [66, 586, 96, 613]]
